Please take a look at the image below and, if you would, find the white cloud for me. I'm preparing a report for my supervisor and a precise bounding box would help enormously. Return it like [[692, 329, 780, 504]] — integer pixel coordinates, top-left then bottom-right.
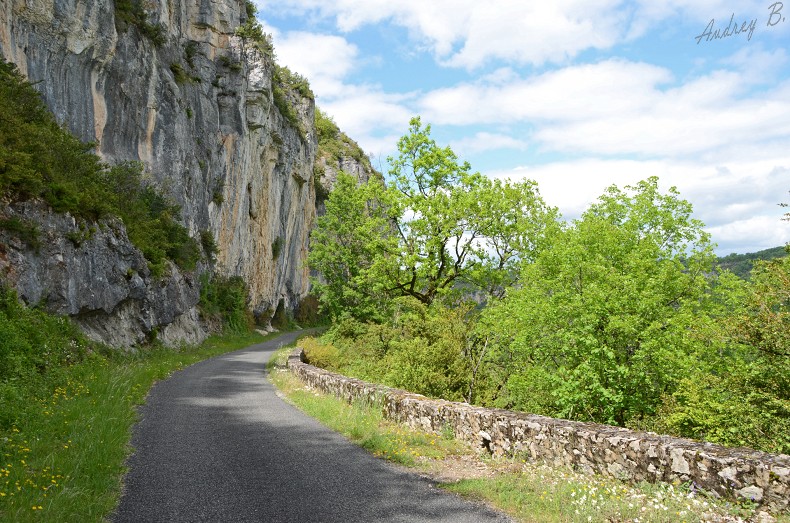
[[488, 158, 790, 254], [267, 30, 359, 98], [417, 60, 790, 160], [259, 0, 782, 70], [258, 0, 636, 69], [451, 132, 529, 155], [708, 215, 790, 254], [419, 59, 672, 125]]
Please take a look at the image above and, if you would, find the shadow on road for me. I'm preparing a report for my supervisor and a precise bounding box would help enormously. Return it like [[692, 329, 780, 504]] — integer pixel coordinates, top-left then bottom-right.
[[113, 332, 509, 523]]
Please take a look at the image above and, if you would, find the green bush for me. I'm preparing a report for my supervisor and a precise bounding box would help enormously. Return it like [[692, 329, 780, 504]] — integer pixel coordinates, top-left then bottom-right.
[[315, 107, 369, 165], [294, 294, 323, 325], [302, 337, 341, 370], [272, 236, 283, 259], [104, 162, 202, 277], [200, 229, 218, 261], [652, 364, 790, 454], [314, 300, 474, 402], [198, 273, 253, 332], [170, 62, 199, 85], [274, 65, 313, 99], [114, 0, 166, 47], [235, 1, 274, 58], [272, 83, 301, 130], [184, 41, 199, 68], [0, 217, 40, 250]]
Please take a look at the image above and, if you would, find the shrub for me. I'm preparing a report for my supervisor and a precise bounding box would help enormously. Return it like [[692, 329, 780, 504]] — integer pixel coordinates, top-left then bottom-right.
[[198, 274, 253, 332], [272, 236, 283, 259], [294, 294, 322, 325], [0, 217, 40, 251], [104, 162, 202, 277], [235, 1, 275, 58], [184, 41, 199, 68], [170, 63, 199, 85], [217, 54, 243, 73], [270, 298, 290, 330], [315, 107, 372, 169], [301, 337, 341, 371], [114, 0, 166, 47], [274, 65, 313, 100], [272, 83, 301, 130], [200, 230, 218, 262]]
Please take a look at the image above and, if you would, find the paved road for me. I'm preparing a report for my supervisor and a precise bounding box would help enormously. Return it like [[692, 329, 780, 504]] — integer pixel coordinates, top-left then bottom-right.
[[112, 330, 510, 522]]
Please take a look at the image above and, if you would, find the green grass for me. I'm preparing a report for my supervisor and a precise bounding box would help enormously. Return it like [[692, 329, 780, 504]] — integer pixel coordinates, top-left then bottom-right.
[[0, 330, 275, 522], [268, 349, 465, 467], [271, 351, 789, 523]]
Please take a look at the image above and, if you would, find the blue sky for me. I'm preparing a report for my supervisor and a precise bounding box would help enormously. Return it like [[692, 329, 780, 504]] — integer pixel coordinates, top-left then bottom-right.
[[255, 0, 790, 255]]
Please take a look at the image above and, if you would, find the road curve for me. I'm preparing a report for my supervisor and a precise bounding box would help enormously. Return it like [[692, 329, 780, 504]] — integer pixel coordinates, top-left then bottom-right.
[[112, 330, 510, 522]]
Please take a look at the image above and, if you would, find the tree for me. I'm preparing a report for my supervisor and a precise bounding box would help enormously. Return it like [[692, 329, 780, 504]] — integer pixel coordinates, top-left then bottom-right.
[[483, 177, 717, 425], [308, 117, 558, 319], [653, 244, 790, 454], [308, 171, 397, 322]]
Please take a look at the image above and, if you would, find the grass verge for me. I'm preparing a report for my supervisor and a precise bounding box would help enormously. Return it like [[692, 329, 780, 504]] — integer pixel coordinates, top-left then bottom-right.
[[268, 346, 466, 467], [269, 345, 789, 523], [0, 330, 276, 522]]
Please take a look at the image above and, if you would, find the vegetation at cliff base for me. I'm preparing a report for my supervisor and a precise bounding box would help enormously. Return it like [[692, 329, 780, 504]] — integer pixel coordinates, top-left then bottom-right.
[[0, 58, 203, 277], [307, 117, 790, 455], [198, 274, 255, 332]]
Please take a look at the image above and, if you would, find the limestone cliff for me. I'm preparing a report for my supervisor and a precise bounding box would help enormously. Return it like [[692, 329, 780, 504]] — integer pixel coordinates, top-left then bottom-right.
[[0, 0, 319, 344]]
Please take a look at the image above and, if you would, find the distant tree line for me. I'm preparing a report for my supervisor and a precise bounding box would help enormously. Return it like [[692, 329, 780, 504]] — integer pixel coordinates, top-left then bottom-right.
[[716, 246, 787, 279]]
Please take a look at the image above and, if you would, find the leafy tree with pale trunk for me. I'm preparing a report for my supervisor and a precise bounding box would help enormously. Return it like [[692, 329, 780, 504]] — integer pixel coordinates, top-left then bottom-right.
[[309, 117, 558, 319]]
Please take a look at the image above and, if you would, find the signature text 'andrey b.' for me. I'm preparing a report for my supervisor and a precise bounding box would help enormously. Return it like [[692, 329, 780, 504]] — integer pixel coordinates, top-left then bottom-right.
[[695, 2, 785, 44]]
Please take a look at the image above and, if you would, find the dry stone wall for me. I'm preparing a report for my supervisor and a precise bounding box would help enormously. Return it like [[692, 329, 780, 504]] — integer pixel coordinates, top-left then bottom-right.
[[287, 348, 790, 512]]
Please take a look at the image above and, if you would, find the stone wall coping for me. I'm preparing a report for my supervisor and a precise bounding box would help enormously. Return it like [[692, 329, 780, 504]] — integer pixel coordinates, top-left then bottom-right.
[[286, 348, 790, 511]]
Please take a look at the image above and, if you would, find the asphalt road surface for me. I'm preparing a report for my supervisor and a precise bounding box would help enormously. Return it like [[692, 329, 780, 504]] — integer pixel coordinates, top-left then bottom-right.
[[112, 330, 510, 522]]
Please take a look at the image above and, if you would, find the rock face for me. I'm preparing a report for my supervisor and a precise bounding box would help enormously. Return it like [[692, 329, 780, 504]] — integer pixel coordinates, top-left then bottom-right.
[[0, 200, 205, 346], [0, 0, 320, 343]]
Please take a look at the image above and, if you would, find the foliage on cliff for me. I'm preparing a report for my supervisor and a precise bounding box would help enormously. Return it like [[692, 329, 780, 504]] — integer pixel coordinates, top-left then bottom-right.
[[114, 0, 167, 47], [0, 58, 203, 277], [307, 118, 790, 454], [315, 108, 369, 165]]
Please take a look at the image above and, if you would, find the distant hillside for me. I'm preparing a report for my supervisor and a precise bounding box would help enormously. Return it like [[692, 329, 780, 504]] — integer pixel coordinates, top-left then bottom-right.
[[716, 245, 788, 279]]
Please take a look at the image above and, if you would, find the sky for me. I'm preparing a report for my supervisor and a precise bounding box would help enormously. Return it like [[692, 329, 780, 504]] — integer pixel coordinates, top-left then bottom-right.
[[254, 0, 790, 255]]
